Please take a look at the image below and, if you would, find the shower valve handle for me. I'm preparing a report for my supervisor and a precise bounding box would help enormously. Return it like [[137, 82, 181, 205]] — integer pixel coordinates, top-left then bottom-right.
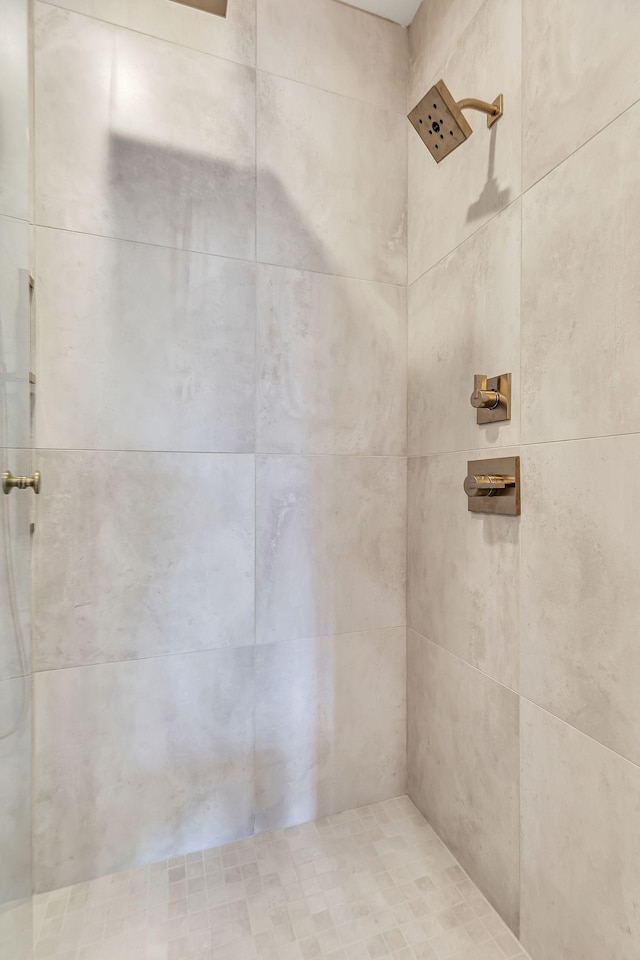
[[470, 374, 501, 410], [2, 470, 41, 495], [464, 473, 516, 498]]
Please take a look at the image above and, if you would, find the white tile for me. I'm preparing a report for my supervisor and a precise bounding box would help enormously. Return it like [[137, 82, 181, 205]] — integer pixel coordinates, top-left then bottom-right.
[[256, 455, 406, 645], [257, 72, 407, 284], [407, 632, 520, 931], [33, 646, 255, 891], [33, 451, 255, 669], [257, 265, 406, 456], [0, 900, 33, 960], [35, 4, 256, 258], [42, 0, 256, 66], [523, 0, 640, 187], [255, 628, 406, 831], [0, 677, 31, 902], [257, 0, 407, 112], [408, 0, 521, 281], [522, 103, 640, 444], [26, 797, 532, 958], [408, 202, 520, 457], [521, 700, 640, 960], [25, 797, 525, 960], [407, 451, 520, 690], [521, 436, 640, 765], [0, 0, 30, 221], [36, 228, 256, 452]]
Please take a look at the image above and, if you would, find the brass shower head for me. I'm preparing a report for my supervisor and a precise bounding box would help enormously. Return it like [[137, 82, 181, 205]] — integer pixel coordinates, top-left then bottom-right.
[[408, 79, 503, 163]]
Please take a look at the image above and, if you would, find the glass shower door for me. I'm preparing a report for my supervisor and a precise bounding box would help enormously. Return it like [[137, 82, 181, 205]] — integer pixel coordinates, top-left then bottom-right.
[[0, 0, 34, 946]]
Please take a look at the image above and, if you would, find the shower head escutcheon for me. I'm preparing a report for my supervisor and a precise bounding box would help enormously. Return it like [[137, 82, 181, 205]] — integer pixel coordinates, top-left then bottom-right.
[[408, 79, 503, 163]]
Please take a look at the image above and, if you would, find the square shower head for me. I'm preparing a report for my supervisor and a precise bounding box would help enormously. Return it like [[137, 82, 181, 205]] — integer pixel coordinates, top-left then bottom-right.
[[408, 79, 473, 163]]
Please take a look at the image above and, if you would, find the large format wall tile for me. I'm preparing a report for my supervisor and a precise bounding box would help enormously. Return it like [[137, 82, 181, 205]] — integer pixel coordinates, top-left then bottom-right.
[[33, 451, 255, 669], [36, 228, 256, 452], [521, 437, 640, 765], [407, 632, 520, 931], [523, 0, 640, 187], [255, 627, 406, 832], [33, 647, 255, 891], [257, 265, 406, 456], [257, 73, 407, 285], [408, 0, 521, 281], [408, 452, 519, 690], [35, 4, 256, 258], [42, 0, 256, 66], [409, 202, 520, 457], [522, 105, 640, 444], [256, 455, 406, 645], [521, 700, 640, 960], [0, 678, 31, 902], [408, 0, 485, 112], [257, 0, 407, 112]]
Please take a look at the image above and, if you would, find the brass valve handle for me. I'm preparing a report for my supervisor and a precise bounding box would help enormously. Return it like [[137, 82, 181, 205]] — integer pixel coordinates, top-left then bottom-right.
[[470, 374, 501, 410], [464, 473, 516, 498], [2, 470, 41, 495]]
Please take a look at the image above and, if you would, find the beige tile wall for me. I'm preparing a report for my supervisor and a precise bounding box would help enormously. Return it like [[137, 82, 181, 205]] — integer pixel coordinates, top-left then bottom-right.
[[408, 0, 640, 955], [32, 0, 408, 892]]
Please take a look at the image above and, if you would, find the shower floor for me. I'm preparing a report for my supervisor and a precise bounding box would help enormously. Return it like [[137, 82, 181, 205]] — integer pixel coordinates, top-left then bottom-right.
[[5, 797, 530, 960]]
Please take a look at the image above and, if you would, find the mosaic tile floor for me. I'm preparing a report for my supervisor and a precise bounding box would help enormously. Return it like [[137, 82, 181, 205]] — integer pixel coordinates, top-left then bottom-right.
[[1, 797, 531, 960]]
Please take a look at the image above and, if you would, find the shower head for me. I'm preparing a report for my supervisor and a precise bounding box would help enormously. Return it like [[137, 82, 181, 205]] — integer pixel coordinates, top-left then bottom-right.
[[408, 79, 503, 163]]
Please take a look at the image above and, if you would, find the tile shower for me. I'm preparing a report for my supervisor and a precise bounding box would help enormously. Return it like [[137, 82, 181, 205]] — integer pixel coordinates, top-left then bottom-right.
[[0, 0, 639, 959]]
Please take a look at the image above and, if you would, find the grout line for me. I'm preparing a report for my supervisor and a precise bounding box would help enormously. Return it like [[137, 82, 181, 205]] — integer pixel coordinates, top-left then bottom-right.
[[406, 428, 640, 459], [408, 194, 522, 289], [34, 448, 410, 458], [407, 626, 640, 776], [30, 624, 408, 676], [408, 91, 640, 292], [522, 90, 640, 194], [33, 224, 407, 291], [0, 213, 32, 227], [255, 66, 408, 118]]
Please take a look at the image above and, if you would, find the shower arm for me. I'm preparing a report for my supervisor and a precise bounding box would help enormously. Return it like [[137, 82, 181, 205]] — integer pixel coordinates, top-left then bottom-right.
[[456, 94, 504, 128]]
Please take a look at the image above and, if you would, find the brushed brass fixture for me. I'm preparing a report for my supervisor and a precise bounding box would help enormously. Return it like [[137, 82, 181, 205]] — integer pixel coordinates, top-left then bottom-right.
[[408, 80, 503, 163], [2, 470, 41, 495], [464, 456, 520, 516], [169, 0, 227, 15], [457, 95, 504, 129], [470, 373, 511, 424]]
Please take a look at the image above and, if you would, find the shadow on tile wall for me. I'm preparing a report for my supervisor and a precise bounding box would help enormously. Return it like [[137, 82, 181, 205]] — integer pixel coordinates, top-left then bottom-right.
[[466, 126, 512, 223], [31, 121, 406, 892]]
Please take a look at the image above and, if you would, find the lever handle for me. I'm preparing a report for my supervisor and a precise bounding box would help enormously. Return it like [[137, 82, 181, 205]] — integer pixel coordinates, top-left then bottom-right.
[[2, 470, 41, 495], [464, 473, 516, 498], [470, 374, 501, 410]]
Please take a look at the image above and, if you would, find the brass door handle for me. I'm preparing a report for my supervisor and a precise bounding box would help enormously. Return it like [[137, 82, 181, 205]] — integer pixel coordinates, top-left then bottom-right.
[[470, 374, 501, 410], [463, 473, 515, 498], [2, 470, 41, 495]]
